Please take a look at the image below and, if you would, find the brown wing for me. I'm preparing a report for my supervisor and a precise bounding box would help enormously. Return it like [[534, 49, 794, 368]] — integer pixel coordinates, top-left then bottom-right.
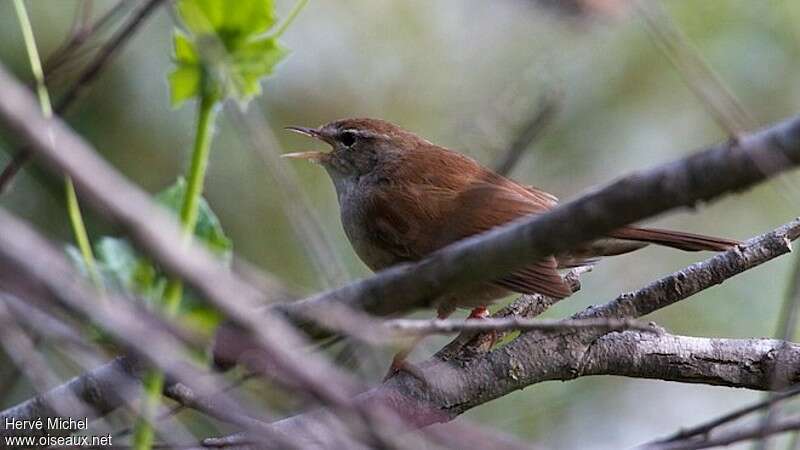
[[432, 181, 572, 298], [361, 144, 571, 298]]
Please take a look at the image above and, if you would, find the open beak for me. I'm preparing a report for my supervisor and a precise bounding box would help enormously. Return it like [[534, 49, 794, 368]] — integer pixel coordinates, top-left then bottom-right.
[[285, 126, 320, 138], [281, 151, 327, 163], [283, 126, 330, 164]]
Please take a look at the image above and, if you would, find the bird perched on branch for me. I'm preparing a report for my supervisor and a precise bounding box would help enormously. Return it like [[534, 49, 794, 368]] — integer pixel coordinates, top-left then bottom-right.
[[284, 117, 738, 379]]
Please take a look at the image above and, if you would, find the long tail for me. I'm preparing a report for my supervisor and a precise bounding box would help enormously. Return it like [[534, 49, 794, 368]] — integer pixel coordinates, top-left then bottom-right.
[[608, 226, 739, 252]]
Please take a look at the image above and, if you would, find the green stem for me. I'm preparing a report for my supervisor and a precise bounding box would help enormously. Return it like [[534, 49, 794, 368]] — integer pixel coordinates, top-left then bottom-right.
[[269, 0, 309, 39], [133, 94, 217, 450], [12, 0, 102, 290], [131, 370, 164, 450]]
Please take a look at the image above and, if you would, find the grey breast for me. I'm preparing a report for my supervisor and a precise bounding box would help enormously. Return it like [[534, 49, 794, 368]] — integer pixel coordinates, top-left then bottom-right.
[[335, 176, 401, 271]]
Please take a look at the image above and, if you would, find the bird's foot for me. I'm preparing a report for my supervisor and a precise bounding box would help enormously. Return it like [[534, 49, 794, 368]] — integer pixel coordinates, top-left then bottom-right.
[[467, 306, 499, 351], [383, 354, 428, 385], [467, 306, 490, 319]]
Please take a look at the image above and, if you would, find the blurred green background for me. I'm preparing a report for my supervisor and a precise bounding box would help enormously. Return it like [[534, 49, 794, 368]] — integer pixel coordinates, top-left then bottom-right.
[[1, 1, 799, 448]]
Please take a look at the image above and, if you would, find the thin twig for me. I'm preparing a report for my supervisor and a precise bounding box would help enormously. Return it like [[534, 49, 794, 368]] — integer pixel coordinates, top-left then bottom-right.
[[227, 104, 350, 288], [636, 1, 755, 138], [642, 384, 800, 448], [0, 0, 166, 194], [384, 316, 657, 336], [641, 413, 800, 450], [577, 218, 800, 321], [753, 251, 800, 450], [3, 54, 800, 347], [44, 0, 131, 79], [205, 219, 800, 446], [435, 267, 588, 360], [492, 90, 561, 176]]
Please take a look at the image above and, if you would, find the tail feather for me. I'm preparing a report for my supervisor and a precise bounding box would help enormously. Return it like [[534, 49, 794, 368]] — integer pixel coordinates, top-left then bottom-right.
[[608, 226, 739, 252]]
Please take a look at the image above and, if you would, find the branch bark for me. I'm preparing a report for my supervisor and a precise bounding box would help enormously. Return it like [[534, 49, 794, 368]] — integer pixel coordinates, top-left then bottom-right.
[[207, 219, 800, 448]]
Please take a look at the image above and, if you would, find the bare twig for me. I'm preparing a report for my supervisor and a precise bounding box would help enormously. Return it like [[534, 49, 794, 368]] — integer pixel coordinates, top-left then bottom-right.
[[227, 104, 350, 288], [383, 316, 656, 336], [577, 218, 800, 321], [3, 52, 800, 343], [752, 252, 800, 450], [636, 0, 755, 138], [643, 384, 800, 448], [492, 90, 561, 176], [44, 0, 131, 79], [0, 0, 166, 194], [0, 63, 366, 415], [641, 413, 800, 450], [435, 267, 588, 360], [207, 219, 800, 446]]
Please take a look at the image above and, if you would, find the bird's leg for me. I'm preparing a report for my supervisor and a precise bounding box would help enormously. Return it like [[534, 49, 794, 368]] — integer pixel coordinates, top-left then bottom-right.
[[467, 305, 489, 319], [467, 305, 500, 352], [383, 306, 454, 383]]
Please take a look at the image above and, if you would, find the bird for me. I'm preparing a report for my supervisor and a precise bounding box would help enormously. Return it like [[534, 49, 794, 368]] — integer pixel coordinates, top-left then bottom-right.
[[283, 117, 738, 379]]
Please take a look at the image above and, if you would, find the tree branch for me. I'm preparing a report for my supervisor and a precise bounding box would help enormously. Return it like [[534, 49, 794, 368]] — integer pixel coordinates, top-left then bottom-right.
[[206, 219, 800, 447], [3, 55, 800, 448], [492, 90, 560, 176], [383, 316, 656, 337]]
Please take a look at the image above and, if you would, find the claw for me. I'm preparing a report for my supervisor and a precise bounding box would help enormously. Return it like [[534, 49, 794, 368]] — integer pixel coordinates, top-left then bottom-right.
[[383, 355, 428, 385]]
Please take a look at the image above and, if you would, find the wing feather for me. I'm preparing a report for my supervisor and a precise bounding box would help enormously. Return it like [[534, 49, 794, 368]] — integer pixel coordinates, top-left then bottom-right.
[[359, 145, 571, 298]]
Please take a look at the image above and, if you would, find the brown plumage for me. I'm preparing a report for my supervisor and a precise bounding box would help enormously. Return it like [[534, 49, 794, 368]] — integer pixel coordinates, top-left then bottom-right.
[[285, 118, 738, 315], [284, 117, 739, 379]]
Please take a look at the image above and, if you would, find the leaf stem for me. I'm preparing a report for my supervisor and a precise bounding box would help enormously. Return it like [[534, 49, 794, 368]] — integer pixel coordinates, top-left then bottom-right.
[[12, 0, 102, 290], [133, 94, 217, 450], [269, 0, 308, 39]]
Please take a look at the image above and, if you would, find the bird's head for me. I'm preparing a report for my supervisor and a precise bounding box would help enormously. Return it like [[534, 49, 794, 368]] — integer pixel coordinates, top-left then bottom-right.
[[283, 118, 427, 180]]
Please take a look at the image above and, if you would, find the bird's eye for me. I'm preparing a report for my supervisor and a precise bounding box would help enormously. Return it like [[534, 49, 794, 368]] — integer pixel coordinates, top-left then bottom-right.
[[339, 130, 357, 148]]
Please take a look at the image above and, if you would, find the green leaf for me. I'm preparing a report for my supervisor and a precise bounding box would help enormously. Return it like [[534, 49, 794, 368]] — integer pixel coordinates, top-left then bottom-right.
[[229, 38, 289, 100], [169, 65, 202, 107], [155, 177, 232, 260], [94, 237, 139, 288], [178, 0, 276, 42], [169, 0, 292, 105], [177, 0, 226, 35], [64, 179, 231, 334], [174, 31, 199, 63]]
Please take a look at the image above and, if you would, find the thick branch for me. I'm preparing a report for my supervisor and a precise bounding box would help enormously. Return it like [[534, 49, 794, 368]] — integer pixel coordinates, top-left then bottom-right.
[[212, 220, 800, 447], [208, 332, 800, 449], [580, 332, 799, 390], [578, 218, 800, 321]]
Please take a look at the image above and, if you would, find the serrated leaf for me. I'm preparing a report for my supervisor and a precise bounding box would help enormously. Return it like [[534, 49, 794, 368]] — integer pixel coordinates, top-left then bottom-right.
[[228, 38, 288, 101], [174, 31, 199, 63], [221, 0, 277, 36], [170, 0, 292, 105], [178, 0, 276, 45], [178, 0, 226, 35]]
